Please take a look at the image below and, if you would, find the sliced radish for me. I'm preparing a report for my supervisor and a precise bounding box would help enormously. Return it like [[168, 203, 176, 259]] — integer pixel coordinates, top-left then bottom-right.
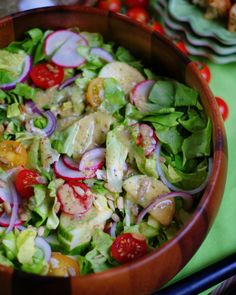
[[136, 123, 158, 156], [130, 80, 155, 109], [62, 155, 80, 171], [0, 55, 32, 91], [54, 157, 93, 181], [90, 47, 114, 63], [79, 148, 105, 172], [57, 182, 93, 215], [44, 30, 88, 68], [0, 212, 22, 227]]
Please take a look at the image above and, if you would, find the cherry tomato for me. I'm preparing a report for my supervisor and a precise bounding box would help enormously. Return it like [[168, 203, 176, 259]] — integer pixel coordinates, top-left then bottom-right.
[[193, 61, 211, 83], [48, 252, 80, 277], [15, 169, 40, 199], [151, 21, 165, 35], [174, 40, 189, 55], [125, 0, 149, 9], [0, 141, 27, 170], [30, 62, 64, 89], [98, 0, 121, 12], [111, 233, 147, 263], [86, 77, 105, 108], [126, 7, 150, 23], [216, 96, 229, 121]]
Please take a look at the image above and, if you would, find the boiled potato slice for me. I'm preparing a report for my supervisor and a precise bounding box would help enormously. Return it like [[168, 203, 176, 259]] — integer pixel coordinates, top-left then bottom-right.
[[99, 62, 144, 95]]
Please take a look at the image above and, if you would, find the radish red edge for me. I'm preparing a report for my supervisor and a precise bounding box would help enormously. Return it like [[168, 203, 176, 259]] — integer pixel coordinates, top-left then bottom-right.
[[130, 79, 155, 106], [54, 158, 93, 180]]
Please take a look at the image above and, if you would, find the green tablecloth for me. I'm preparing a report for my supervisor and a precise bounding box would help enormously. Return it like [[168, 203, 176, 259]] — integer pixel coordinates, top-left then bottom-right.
[[169, 59, 236, 292]]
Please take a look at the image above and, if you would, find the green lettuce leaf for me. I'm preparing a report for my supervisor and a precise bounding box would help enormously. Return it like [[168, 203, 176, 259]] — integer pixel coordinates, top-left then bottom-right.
[[2, 231, 17, 260], [16, 229, 37, 264], [182, 119, 212, 163], [21, 247, 48, 275], [100, 78, 126, 114], [153, 124, 183, 154], [0, 252, 14, 267], [148, 80, 175, 106], [144, 112, 184, 127]]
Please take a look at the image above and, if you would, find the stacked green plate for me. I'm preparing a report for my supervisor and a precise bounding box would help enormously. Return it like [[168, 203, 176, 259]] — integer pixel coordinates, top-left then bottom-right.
[[154, 0, 236, 64]]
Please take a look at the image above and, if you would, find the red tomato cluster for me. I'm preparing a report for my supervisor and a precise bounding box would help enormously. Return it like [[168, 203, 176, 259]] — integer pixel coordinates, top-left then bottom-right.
[[96, 0, 229, 122], [97, 0, 150, 23]]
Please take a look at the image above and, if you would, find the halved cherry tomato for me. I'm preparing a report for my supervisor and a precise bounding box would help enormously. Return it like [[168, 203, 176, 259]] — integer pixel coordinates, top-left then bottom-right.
[[98, 0, 121, 12], [15, 169, 40, 199], [48, 252, 80, 277], [30, 62, 64, 89], [0, 141, 27, 170], [174, 40, 189, 55], [216, 96, 229, 121], [86, 77, 105, 108], [125, 0, 149, 9], [111, 233, 147, 263], [193, 61, 211, 83], [151, 21, 165, 35], [126, 7, 150, 23]]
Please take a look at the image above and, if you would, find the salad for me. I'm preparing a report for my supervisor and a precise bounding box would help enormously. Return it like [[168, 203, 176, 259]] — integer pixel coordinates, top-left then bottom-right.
[[0, 27, 212, 276]]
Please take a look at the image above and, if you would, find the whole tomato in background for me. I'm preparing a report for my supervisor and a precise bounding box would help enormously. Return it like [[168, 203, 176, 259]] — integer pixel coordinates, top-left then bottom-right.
[[193, 61, 211, 83], [97, 0, 121, 12], [174, 40, 189, 55], [125, 0, 149, 9], [126, 7, 150, 23], [216, 97, 229, 121], [151, 20, 165, 35]]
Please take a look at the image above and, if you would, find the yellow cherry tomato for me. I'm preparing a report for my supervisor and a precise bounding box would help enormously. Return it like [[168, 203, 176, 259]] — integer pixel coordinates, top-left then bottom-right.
[[0, 140, 28, 170], [86, 77, 105, 108], [48, 252, 80, 277]]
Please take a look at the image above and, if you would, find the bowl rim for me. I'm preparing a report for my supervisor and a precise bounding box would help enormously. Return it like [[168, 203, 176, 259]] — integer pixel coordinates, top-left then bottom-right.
[[0, 4, 227, 289]]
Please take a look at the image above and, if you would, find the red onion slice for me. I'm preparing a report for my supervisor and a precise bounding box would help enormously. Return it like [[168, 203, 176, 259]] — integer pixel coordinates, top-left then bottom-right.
[[0, 55, 32, 91], [0, 184, 13, 204], [6, 182, 20, 233], [41, 111, 57, 137], [90, 47, 114, 63], [25, 109, 57, 137], [58, 73, 81, 90], [155, 143, 213, 195], [35, 237, 52, 262], [25, 100, 42, 115], [136, 191, 194, 225], [79, 148, 105, 172], [0, 212, 22, 228], [109, 222, 117, 238]]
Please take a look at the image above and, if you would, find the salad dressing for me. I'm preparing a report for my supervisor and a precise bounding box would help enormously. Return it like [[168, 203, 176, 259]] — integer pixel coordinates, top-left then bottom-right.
[[0, 27, 212, 276]]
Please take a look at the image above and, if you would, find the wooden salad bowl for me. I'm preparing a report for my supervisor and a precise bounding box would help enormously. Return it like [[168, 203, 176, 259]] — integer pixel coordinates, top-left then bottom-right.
[[0, 5, 227, 295]]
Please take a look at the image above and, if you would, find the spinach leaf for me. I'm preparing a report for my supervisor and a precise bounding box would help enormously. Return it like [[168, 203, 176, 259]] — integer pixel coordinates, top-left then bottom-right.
[[182, 119, 212, 163], [144, 111, 183, 127], [179, 108, 206, 132], [153, 124, 183, 154], [148, 80, 175, 107]]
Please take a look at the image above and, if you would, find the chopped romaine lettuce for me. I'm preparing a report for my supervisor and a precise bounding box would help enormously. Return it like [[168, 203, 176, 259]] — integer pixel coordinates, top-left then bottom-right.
[[106, 126, 129, 192], [16, 229, 37, 264]]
